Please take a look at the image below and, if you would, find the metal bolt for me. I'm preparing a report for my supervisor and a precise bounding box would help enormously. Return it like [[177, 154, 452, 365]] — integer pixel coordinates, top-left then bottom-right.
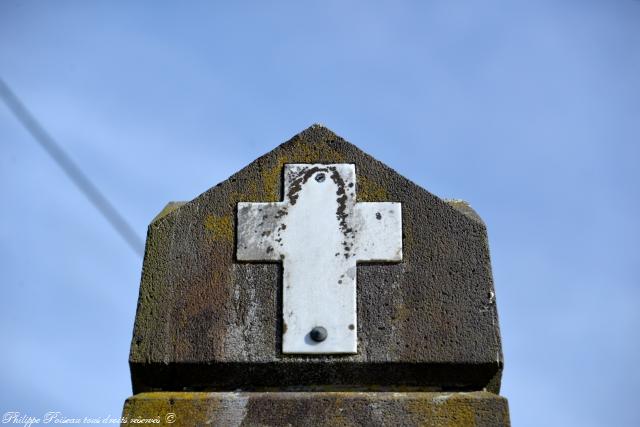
[[315, 173, 326, 182], [310, 326, 327, 342]]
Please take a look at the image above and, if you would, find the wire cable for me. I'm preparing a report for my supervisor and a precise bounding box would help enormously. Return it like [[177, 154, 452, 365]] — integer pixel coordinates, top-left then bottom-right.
[[0, 77, 145, 257]]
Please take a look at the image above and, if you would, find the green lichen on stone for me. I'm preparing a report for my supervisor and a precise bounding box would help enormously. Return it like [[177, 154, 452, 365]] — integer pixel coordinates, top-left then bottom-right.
[[152, 202, 186, 224], [122, 392, 217, 427], [130, 210, 178, 363], [357, 175, 389, 201], [122, 391, 510, 427], [204, 214, 233, 242], [444, 199, 485, 226], [261, 134, 347, 200], [406, 392, 509, 427]]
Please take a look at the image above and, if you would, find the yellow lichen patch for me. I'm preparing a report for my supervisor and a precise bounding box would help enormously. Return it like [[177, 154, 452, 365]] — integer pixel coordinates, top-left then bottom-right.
[[151, 201, 186, 224], [323, 392, 357, 427], [261, 141, 347, 200], [123, 392, 219, 427], [433, 395, 478, 427], [231, 175, 266, 203], [394, 301, 411, 320], [262, 156, 284, 200], [122, 392, 507, 426], [204, 214, 233, 242], [406, 393, 478, 427], [290, 139, 346, 164], [358, 176, 389, 201]]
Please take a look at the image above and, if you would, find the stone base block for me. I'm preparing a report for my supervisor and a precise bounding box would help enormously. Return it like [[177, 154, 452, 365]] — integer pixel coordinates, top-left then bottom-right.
[[122, 391, 510, 426]]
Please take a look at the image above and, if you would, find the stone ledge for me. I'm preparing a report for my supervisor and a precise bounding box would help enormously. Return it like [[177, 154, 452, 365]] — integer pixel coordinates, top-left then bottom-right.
[[122, 391, 510, 427]]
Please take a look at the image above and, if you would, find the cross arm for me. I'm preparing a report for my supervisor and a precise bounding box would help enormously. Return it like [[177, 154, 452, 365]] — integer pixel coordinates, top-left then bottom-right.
[[354, 202, 403, 262], [237, 202, 287, 261]]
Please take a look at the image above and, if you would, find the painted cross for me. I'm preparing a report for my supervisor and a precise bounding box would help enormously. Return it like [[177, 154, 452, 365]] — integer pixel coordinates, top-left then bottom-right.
[[237, 164, 402, 354]]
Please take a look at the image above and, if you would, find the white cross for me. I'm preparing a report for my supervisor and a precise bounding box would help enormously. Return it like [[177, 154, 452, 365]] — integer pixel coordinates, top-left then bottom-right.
[[237, 164, 402, 354]]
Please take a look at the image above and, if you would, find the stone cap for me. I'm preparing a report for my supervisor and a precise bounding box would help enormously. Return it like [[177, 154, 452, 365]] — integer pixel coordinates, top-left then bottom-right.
[[129, 125, 503, 394]]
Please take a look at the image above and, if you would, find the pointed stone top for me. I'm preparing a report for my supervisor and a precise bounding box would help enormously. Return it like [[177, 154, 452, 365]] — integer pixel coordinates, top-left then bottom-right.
[[129, 126, 502, 395]]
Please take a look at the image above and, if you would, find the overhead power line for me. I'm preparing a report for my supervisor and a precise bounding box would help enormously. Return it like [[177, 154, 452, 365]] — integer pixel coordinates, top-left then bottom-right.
[[0, 77, 145, 257]]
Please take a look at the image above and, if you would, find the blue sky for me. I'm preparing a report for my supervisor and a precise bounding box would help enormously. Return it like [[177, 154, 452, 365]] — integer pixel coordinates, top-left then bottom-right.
[[1, 1, 638, 426]]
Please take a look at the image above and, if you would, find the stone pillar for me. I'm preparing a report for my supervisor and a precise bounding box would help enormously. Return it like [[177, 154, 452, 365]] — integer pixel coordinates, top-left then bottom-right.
[[122, 125, 510, 426]]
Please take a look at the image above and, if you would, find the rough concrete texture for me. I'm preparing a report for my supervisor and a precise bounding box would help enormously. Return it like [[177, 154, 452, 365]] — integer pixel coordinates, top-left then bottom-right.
[[129, 125, 504, 393], [122, 391, 510, 427]]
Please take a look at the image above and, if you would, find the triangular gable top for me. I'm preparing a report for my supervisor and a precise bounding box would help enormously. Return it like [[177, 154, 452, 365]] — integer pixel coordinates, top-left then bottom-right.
[[130, 124, 502, 394]]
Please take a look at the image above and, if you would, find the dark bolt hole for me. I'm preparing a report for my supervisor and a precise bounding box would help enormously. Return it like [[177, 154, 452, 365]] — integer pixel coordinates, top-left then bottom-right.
[[310, 326, 328, 342], [315, 173, 326, 182]]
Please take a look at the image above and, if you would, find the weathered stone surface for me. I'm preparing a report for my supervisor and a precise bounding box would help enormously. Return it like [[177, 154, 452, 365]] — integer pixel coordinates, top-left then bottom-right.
[[129, 125, 503, 393], [122, 391, 510, 427]]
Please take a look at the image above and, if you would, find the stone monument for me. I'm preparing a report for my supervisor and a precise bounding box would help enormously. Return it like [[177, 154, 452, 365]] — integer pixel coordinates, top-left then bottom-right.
[[121, 125, 510, 426]]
